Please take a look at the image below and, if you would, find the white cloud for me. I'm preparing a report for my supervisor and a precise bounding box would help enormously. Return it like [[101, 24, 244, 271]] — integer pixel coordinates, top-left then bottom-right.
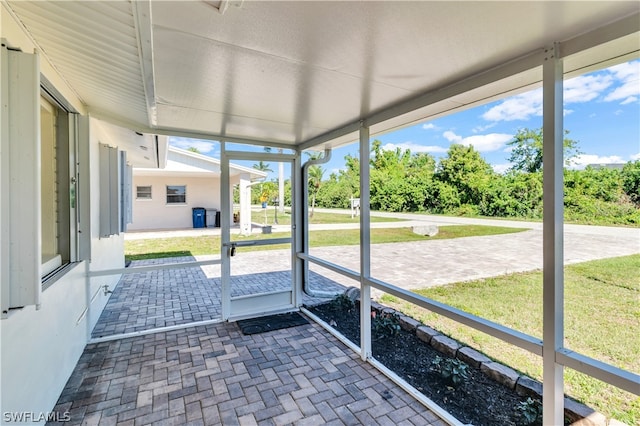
[[422, 123, 437, 130], [570, 154, 627, 169], [604, 61, 640, 105], [481, 62, 637, 122], [472, 123, 497, 133], [563, 74, 612, 103], [442, 131, 462, 143], [482, 90, 542, 122], [381, 141, 447, 153], [620, 96, 638, 105], [604, 84, 640, 104], [443, 131, 513, 152], [492, 163, 512, 174], [169, 137, 218, 154], [608, 61, 638, 80], [630, 153, 640, 161]]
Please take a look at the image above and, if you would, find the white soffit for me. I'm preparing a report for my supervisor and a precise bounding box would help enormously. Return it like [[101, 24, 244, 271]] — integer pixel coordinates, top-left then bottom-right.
[[6, 1, 149, 124], [5, 1, 639, 149], [92, 119, 158, 168]]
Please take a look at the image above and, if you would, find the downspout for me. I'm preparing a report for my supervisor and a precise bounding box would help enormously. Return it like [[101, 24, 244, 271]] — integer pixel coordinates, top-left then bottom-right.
[[301, 149, 340, 298]]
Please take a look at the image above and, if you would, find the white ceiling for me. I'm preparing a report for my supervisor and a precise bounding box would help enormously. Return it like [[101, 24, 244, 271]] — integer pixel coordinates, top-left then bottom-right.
[[5, 1, 640, 151]]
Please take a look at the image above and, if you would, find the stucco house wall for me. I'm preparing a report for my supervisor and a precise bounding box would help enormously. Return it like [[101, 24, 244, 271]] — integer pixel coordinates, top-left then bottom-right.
[[130, 175, 221, 230], [128, 147, 265, 232], [0, 115, 131, 419]]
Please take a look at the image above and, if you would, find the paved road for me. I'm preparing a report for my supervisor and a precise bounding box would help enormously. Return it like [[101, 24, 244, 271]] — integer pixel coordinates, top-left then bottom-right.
[[127, 210, 639, 294]]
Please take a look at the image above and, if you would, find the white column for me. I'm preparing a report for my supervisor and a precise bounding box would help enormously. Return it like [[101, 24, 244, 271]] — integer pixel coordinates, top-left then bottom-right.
[[359, 122, 371, 361], [220, 142, 230, 320], [278, 149, 285, 213], [542, 42, 565, 426], [239, 173, 252, 235], [292, 154, 302, 307]]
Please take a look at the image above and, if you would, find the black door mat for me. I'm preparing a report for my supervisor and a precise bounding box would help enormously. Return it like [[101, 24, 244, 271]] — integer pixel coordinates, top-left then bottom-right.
[[237, 312, 309, 335]]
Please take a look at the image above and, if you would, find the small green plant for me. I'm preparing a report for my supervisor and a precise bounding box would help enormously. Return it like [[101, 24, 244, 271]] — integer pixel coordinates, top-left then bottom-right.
[[329, 293, 354, 312], [516, 397, 542, 425], [372, 310, 401, 338], [430, 356, 469, 386]]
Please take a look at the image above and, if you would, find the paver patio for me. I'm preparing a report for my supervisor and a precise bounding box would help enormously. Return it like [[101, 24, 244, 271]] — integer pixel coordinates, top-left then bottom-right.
[[92, 256, 345, 339], [51, 317, 446, 426]]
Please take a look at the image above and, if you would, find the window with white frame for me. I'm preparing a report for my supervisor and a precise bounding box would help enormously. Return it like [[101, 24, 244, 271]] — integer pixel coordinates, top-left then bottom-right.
[[166, 185, 186, 204], [40, 95, 75, 278], [136, 185, 152, 200]]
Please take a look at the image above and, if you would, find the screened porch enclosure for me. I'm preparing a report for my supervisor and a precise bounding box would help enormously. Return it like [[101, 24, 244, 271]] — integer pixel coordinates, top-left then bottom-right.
[[1, 1, 639, 425]]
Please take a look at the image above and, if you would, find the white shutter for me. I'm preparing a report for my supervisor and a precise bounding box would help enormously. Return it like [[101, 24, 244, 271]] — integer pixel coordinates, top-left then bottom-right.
[[1, 46, 41, 316], [120, 151, 133, 232], [99, 143, 120, 238]]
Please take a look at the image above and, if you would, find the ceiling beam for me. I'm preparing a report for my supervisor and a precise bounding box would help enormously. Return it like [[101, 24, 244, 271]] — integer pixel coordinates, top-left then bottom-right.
[[87, 107, 296, 151], [298, 47, 544, 151], [559, 11, 640, 59], [298, 11, 640, 151], [132, 0, 157, 127]]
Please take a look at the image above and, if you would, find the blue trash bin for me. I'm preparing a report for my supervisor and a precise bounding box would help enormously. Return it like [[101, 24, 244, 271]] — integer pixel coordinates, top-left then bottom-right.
[[192, 207, 205, 228]]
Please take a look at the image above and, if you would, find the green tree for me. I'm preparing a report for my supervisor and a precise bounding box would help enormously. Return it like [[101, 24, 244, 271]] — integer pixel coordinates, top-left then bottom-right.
[[480, 172, 543, 218], [315, 152, 360, 209], [436, 144, 493, 206], [187, 146, 201, 154], [308, 165, 324, 217], [369, 140, 436, 212], [507, 127, 580, 173], [252, 161, 272, 204], [621, 160, 640, 205], [253, 161, 272, 173]]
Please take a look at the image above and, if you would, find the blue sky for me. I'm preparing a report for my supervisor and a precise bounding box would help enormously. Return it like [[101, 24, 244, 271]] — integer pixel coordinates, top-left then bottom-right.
[[170, 59, 639, 179]]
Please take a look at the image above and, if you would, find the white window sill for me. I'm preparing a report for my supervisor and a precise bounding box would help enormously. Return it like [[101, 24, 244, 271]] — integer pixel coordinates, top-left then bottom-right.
[[42, 254, 62, 277]]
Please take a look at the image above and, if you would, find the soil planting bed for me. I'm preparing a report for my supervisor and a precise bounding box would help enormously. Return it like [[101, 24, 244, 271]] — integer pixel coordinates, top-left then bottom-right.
[[307, 300, 551, 426]]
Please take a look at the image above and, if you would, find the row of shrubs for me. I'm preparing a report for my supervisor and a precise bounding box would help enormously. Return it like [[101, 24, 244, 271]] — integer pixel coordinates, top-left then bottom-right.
[[314, 147, 640, 225]]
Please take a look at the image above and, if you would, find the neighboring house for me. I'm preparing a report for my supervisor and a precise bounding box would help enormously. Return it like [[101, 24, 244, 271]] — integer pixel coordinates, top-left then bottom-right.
[[129, 147, 267, 231], [586, 163, 627, 170]]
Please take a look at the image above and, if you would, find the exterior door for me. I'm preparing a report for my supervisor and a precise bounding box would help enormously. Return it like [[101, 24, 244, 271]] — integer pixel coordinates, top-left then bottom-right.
[[220, 147, 301, 321]]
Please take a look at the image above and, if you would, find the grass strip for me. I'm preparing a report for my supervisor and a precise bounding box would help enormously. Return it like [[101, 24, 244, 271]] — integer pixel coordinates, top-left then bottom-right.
[[125, 225, 527, 260], [379, 254, 640, 424], [251, 209, 405, 225]]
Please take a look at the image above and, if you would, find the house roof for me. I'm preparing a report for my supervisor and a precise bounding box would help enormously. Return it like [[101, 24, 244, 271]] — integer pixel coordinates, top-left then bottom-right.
[[133, 146, 268, 180], [4, 1, 639, 154]]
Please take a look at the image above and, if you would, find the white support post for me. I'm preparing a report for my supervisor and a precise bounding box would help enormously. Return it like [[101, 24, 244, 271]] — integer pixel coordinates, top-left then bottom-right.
[[220, 142, 231, 321], [542, 43, 565, 426], [239, 173, 252, 236], [292, 153, 303, 307], [359, 122, 372, 361], [278, 150, 285, 213]]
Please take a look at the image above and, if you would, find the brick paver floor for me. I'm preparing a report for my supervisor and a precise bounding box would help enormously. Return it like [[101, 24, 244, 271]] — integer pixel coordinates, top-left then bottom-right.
[[50, 319, 447, 426], [92, 257, 346, 339]]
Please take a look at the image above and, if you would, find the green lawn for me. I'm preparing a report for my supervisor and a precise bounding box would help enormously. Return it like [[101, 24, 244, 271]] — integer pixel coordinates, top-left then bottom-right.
[[379, 254, 640, 425], [125, 225, 527, 260], [250, 209, 402, 225]]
